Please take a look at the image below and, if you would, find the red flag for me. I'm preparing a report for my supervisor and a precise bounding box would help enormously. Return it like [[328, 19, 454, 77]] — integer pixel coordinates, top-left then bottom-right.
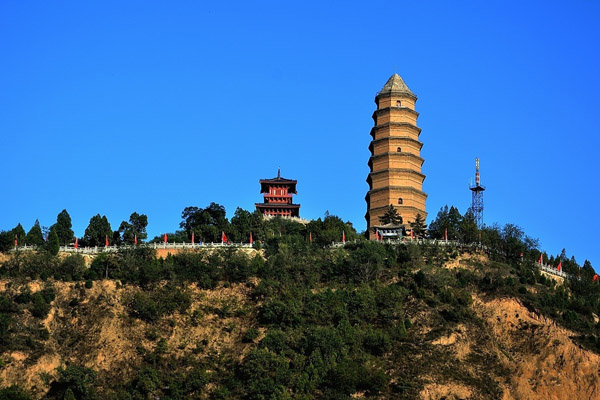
[[342, 231, 346, 243], [249, 232, 253, 245], [444, 228, 448, 241], [191, 232, 194, 244], [14, 235, 17, 247], [221, 231, 227, 243], [557, 261, 562, 272], [410, 229, 414, 239], [375, 229, 380, 241], [164, 233, 168, 243], [74, 238, 78, 249], [594, 274, 598, 282], [105, 235, 109, 247], [134, 234, 138, 245], [538, 254, 543, 264], [309, 232, 313, 244]]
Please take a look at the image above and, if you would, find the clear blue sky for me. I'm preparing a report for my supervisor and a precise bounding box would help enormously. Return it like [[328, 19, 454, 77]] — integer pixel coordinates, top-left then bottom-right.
[[1, 1, 599, 267]]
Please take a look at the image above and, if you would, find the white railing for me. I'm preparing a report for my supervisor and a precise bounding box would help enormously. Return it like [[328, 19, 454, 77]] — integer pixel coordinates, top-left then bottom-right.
[[539, 262, 568, 279], [329, 240, 569, 280], [330, 238, 467, 248], [11, 241, 571, 280], [12, 242, 254, 255]]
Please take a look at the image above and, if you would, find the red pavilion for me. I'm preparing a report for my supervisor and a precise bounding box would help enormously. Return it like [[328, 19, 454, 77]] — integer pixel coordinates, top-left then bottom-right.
[[255, 169, 300, 217]]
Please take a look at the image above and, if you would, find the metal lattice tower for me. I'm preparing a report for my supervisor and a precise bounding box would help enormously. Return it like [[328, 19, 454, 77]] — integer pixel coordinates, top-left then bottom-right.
[[469, 158, 486, 228]]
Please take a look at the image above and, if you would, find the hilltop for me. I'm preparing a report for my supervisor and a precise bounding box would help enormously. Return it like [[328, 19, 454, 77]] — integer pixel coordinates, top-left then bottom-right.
[[1, 234, 600, 399]]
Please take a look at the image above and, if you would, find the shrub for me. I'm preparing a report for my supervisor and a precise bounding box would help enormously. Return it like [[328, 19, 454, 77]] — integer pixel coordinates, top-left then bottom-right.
[[48, 364, 97, 399], [362, 329, 392, 356], [259, 329, 288, 353], [60, 254, 86, 281], [155, 338, 168, 354], [31, 293, 50, 319], [238, 349, 291, 399], [39, 328, 50, 341], [14, 290, 31, 304], [259, 297, 302, 326], [243, 328, 260, 343], [39, 287, 56, 303], [0, 385, 31, 400], [129, 291, 159, 322], [0, 313, 12, 345], [564, 310, 578, 323], [128, 286, 192, 322]]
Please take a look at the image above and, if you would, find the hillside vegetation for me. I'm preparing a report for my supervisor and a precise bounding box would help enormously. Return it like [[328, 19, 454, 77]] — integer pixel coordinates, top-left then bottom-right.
[[1, 223, 600, 399]]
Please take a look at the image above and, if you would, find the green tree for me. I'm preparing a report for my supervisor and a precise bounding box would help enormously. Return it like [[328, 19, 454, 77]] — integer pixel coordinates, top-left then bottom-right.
[[447, 206, 462, 240], [230, 207, 252, 243], [53, 209, 74, 246], [480, 224, 503, 254], [180, 203, 230, 243], [51, 364, 97, 400], [0, 231, 14, 252], [31, 292, 51, 318], [83, 214, 112, 247], [428, 205, 461, 240], [238, 348, 291, 399], [502, 224, 526, 263], [118, 212, 148, 245], [427, 205, 448, 239], [305, 213, 359, 246], [0, 385, 31, 400], [63, 388, 76, 400], [112, 231, 122, 246], [47, 227, 60, 256], [458, 210, 478, 243], [378, 205, 403, 225], [11, 223, 26, 246], [410, 213, 427, 238], [25, 220, 44, 246]]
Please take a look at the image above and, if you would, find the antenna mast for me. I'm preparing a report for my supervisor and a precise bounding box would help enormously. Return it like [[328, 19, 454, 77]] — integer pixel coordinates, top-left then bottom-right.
[[469, 157, 486, 229]]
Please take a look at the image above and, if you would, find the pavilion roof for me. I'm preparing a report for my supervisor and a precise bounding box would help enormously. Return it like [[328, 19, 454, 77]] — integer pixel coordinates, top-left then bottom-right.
[[259, 169, 297, 193]]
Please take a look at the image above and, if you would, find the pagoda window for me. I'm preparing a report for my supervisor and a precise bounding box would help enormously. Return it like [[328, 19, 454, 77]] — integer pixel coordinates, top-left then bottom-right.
[[396, 100, 402, 107], [398, 198, 403, 205], [397, 147, 402, 152]]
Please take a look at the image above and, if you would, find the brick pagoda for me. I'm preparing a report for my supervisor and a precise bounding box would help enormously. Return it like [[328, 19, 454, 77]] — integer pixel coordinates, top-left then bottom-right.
[[365, 74, 427, 238]]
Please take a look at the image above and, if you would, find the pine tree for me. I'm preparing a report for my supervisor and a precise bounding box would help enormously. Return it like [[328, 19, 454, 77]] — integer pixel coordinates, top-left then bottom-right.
[[410, 213, 427, 238], [379, 205, 403, 225], [47, 228, 60, 256], [459, 210, 478, 243], [11, 223, 26, 245], [427, 206, 448, 239], [53, 209, 74, 246], [83, 214, 112, 247], [26, 219, 44, 246]]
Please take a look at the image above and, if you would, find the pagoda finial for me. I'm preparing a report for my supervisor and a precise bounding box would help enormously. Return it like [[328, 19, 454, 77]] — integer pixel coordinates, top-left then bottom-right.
[[277, 167, 281, 178]]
